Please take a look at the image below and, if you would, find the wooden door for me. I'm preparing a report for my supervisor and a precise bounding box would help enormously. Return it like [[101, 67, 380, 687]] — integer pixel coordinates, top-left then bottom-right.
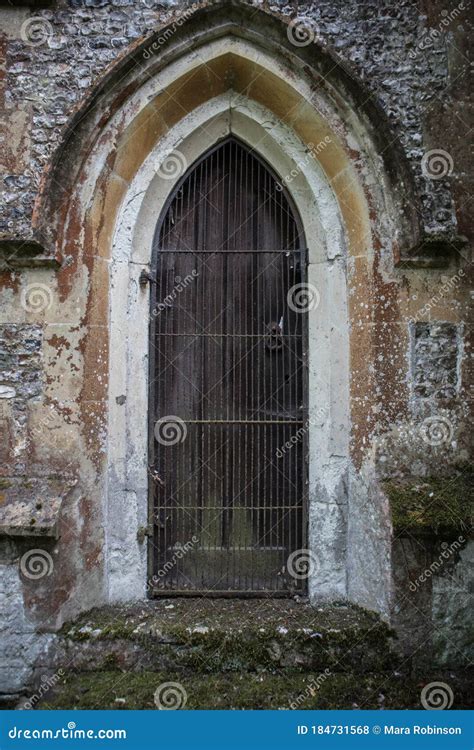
[[149, 137, 308, 594]]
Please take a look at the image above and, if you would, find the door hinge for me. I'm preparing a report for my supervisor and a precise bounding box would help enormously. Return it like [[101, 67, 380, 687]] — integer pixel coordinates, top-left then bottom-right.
[[137, 524, 154, 544], [139, 269, 155, 287]]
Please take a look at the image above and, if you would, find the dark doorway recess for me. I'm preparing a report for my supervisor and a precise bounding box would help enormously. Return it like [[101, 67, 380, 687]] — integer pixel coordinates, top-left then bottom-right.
[[148, 137, 308, 595]]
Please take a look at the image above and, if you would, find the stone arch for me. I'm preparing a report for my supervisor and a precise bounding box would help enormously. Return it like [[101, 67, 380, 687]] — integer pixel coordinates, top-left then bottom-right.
[[34, 1, 421, 263], [30, 1, 410, 614], [107, 93, 350, 604]]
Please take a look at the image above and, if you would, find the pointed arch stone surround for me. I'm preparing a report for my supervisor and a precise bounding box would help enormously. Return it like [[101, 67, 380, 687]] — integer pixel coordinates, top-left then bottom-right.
[[19, 12, 405, 617]]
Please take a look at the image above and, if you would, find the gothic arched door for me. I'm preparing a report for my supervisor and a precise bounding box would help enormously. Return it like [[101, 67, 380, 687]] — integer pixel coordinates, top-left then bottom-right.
[[148, 137, 308, 595]]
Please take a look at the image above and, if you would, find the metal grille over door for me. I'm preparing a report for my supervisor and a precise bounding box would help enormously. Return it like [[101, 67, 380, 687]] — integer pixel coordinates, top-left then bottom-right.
[[149, 138, 308, 594]]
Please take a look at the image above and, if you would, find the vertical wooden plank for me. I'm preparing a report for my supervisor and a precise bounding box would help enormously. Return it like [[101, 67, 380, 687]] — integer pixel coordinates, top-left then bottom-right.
[[150, 138, 308, 593]]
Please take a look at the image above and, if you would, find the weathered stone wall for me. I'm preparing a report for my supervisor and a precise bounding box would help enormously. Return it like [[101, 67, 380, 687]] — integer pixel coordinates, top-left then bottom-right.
[[392, 536, 473, 668], [0, 0, 471, 700], [1, 0, 472, 241], [412, 322, 461, 402], [0, 324, 43, 470]]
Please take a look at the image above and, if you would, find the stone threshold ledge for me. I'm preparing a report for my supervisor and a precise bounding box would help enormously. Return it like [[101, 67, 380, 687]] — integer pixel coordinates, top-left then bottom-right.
[[0, 239, 62, 271], [1, 234, 467, 271], [395, 234, 469, 269], [0, 476, 76, 538]]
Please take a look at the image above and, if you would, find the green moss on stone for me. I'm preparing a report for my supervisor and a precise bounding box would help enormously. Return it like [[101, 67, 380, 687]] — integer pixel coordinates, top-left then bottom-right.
[[38, 669, 473, 710], [384, 467, 473, 534], [58, 600, 397, 676], [101, 653, 120, 670]]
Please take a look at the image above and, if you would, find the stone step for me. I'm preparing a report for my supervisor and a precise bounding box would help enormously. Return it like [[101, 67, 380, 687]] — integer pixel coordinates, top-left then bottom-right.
[[34, 668, 474, 710], [47, 599, 398, 676]]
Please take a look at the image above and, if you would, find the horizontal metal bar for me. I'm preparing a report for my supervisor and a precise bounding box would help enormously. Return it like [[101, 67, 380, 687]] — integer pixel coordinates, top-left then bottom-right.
[[166, 546, 287, 551], [157, 249, 308, 254], [174, 419, 305, 424], [160, 507, 303, 511], [151, 590, 294, 598], [155, 333, 303, 338]]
